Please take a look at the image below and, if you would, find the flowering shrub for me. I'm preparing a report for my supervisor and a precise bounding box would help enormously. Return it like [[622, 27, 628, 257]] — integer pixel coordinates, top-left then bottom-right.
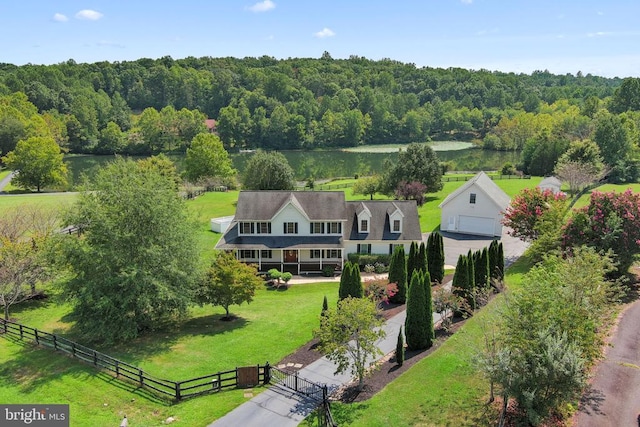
[[364, 278, 398, 308], [502, 187, 567, 242], [364, 264, 376, 273], [562, 189, 640, 275]]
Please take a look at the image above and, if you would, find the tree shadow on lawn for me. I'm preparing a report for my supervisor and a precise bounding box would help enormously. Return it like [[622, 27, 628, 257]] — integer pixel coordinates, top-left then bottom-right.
[[1, 337, 172, 404]]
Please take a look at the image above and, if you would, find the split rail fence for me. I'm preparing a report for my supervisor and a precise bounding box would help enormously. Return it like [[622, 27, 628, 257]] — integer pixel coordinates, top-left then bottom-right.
[[0, 318, 269, 401]]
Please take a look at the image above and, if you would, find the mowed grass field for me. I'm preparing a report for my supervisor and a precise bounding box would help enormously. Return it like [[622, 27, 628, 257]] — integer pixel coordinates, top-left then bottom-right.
[[1, 176, 637, 426]]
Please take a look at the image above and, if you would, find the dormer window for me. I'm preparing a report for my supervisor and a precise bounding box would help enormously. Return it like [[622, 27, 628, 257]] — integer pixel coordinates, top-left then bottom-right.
[[393, 219, 401, 232], [469, 193, 477, 204], [360, 219, 369, 233]]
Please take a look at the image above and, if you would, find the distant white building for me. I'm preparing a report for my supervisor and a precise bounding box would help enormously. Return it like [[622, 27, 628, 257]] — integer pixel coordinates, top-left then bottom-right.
[[537, 176, 563, 194], [438, 172, 511, 237], [210, 216, 234, 233]]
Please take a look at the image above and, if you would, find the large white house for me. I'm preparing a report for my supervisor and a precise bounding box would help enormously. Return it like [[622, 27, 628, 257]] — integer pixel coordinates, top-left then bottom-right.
[[215, 191, 423, 274], [438, 172, 510, 237]]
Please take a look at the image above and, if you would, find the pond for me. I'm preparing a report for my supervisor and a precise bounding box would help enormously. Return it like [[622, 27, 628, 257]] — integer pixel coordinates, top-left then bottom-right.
[[64, 142, 522, 186]]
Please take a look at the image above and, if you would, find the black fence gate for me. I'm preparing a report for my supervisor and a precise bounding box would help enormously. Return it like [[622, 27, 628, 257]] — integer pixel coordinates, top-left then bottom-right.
[[267, 365, 337, 427]]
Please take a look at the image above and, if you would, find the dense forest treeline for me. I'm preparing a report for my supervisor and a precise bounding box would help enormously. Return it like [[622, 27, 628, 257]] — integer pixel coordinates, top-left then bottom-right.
[[1, 54, 640, 178]]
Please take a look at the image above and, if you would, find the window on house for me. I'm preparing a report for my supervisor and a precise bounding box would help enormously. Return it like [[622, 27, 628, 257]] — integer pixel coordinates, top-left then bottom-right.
[[239, 250, 256, 259], [310, 249, 321, 259], [328, 222, 342, 234], [261, 250, 272, 259], [240, 222, 254, 234], [360, 219, 368, 232], [393, 219, 401, 232], [357, 244, 371, 254], [284, 222, 298, 234], [470, 193, 477, 204], [327, 249, 341, 258], [257, 222, 271, 234], [311, 222, 324, 234]]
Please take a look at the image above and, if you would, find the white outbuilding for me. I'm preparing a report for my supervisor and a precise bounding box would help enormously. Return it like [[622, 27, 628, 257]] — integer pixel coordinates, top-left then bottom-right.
[[438, 172, 511, 237]]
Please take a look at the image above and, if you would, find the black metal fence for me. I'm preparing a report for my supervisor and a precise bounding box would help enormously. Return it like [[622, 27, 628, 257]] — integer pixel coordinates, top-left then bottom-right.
[[0, 318, 268, 401]]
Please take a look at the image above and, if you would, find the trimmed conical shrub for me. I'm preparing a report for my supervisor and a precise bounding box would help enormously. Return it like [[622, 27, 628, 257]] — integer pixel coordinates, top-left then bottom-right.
[[396, 326, 404, 366], [388, 245, 407, 304], [407, 241, 420, 286], [427, 232, 445, 284], [405, 271, 429, 350], [418, 242, 428, 276], [339, 262, 362, 300], [489, 240, 500, 284], [423, 270, 434, 348]]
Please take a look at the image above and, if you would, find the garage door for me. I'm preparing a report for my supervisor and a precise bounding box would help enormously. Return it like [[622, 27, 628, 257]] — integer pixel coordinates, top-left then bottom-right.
[[458, 215, 495, 236]]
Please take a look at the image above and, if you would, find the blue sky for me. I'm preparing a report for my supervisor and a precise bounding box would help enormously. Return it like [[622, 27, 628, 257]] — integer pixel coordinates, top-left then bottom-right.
[[1, 0, 639, 78]]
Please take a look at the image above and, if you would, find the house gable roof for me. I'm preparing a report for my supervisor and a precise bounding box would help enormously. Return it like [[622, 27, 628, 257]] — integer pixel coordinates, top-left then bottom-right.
[[438, 171, 510, 211], [346, 200, 422, 242], [233, 191, 346, 221]]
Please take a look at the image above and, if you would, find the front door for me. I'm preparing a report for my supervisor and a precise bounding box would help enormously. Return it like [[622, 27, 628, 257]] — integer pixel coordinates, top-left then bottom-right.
[[284, 250, 298, 263]]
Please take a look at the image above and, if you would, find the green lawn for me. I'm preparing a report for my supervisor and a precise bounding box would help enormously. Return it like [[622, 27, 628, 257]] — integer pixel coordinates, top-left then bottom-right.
[[1, 281, 339, 426], [572, 183, 640, 209], [322, 255, 536, 427]]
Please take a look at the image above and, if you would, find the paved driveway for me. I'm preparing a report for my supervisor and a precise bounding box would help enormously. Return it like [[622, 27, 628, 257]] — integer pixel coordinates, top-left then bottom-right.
[[433, 229, 529, 269]]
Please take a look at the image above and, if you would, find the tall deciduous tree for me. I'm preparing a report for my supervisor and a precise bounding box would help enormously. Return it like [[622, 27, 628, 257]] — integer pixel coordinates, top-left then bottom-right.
[[184, 133, 237, 183], [197, 251, 263, 319], [382, 143, 443, 195], [352, 175, 381, 200], [242, 150, 295, 190], [2, 136, 67, 192], [60, 157, 200, 343], [315, 297, 386, 391]]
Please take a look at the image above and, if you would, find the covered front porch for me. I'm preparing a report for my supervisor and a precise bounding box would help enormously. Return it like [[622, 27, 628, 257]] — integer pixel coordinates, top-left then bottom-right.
[[236, 248, 344, 275]]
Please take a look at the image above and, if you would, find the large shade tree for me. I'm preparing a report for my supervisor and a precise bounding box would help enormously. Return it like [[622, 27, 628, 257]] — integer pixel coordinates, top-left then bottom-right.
[[242, 150, 295, 190], [184, 133, 236, 183], [382, 143, 443, 195], [60, 157, 201, 343], [2, 136, 67, 192]]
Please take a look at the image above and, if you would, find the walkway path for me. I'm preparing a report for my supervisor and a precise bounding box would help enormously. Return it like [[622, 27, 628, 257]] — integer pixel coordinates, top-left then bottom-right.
[[0, 171, 15, 192], [209, 308, 432, 427], [573, 298, 640, 427]]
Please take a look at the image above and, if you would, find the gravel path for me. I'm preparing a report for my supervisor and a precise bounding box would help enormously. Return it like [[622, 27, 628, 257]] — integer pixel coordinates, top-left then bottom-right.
[[573, 298, 640, 427]]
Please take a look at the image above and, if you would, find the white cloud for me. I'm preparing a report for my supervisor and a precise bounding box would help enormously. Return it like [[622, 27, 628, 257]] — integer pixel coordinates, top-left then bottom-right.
[[75, 9, 104, 21], [53, 13, 68, 22], [97, 41, 125, 48], [461, 0, 473, 4], [587, 31, 611, 37], [247, 0, 275, 13], [314, 28, 336, 38]]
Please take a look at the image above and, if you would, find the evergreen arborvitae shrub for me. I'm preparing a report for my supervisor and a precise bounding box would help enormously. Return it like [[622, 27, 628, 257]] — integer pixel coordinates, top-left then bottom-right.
[[405, 271, 429, 350], [388, 245, 407, 304], [338, 261, 353, 300], [452, 254, 465, 300], [497, 242, 505, 282], [322, 295, 328, 318], [489, 240, 500, 284], [427, 232, 445, 284], [418, 242, 428, 276], [475, 247, 489, 289], [396, 326, 405, 366], [466, 252, 476, 312], [407, 241, 419, 286], [423, 270, 434, 348], [350, 263, 363, 298]]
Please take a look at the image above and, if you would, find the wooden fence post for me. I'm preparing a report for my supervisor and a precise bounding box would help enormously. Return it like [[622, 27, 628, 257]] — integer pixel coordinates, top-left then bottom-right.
[[175, 382, 181, 401], [93, 350, 97, 366], [138, 369, 144, 387], [35, 329, 39, 345], [53, 335, 58, 351]]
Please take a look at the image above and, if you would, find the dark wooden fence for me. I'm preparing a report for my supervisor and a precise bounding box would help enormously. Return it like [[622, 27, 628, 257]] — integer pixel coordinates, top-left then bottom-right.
[[0, 318, 268, 401], [443, 174, 531, 182]]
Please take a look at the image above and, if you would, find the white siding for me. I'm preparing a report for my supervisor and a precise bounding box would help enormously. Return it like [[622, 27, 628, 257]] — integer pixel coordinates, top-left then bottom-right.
[[440, 182, 504, 236], [272, 205, 311, 236]]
